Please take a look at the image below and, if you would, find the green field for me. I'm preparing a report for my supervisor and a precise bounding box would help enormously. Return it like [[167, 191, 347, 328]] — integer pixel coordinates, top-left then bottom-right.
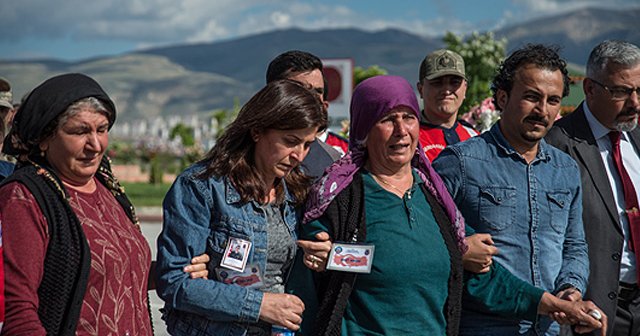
[[121, 182, 172, 207]]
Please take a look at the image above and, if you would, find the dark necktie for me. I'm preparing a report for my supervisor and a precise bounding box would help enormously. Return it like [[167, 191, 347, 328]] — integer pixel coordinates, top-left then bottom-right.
[[610, 131, 640, 281]]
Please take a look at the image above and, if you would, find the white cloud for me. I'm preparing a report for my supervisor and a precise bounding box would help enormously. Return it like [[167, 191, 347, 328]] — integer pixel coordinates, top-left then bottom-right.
[[334, 6, 352, 16], [187, 20, 229, 43], [230, 3, 474, 38], [270, 11, 292, 27], [492, 10, 514, 31], [1, 0, 638, 50], [512, 0, 638, 18], [0, 0, 265, 43]]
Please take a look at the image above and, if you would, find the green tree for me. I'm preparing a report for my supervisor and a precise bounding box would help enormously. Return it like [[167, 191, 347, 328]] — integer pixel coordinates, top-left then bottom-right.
[[169, 123, 206, 172], [148, 152, 164, 185], [169, 123, 195, 147], [212, 98, 241, 139], [354, 65, 388, 86], [443, 31, 507, 114]]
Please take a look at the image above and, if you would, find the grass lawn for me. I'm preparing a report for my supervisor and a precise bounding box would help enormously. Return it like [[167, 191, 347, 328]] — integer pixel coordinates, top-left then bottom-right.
[[121, 182, 172, 207]]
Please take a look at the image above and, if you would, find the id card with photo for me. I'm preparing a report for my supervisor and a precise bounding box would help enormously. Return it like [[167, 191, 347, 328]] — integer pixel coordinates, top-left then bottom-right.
[[326, 242, 375, 273], [215, 264, 264, 289], [220, 237, 252, 272]]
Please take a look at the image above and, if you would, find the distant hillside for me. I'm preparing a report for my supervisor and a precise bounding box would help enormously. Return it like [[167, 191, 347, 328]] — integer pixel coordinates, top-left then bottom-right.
[[0, 6, 638, 122], [495, 6, 640, 65], [0, 54, 253, 121], [140, 28, 442, 89]]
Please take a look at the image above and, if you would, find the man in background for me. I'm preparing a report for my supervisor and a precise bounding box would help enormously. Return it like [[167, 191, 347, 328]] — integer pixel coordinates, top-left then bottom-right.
[[417, 49, 478, 161], [266, 50, 342, 178], [417, 49, 496, 272]]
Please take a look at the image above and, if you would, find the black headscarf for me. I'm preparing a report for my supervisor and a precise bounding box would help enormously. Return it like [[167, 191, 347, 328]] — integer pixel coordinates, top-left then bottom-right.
[[3, 73, 116, 158]]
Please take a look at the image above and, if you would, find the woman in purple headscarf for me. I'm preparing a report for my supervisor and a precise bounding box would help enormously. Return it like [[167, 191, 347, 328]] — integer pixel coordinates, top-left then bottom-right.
[[300, 74, 469, 335], [294, 76, 607, 335]]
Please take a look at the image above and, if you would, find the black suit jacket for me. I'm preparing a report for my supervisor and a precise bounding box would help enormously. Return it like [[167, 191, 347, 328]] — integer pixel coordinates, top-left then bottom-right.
[[546, 103, 640, 335]]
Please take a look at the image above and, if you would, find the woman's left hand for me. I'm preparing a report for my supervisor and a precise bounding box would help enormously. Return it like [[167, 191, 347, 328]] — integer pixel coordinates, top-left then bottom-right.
[[183, 253, 210, 279], [297, 232, 331, 272]]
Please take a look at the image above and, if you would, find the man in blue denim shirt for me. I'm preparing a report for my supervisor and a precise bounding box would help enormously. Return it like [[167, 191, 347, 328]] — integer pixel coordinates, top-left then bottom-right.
[[432, 44, 589, 335]]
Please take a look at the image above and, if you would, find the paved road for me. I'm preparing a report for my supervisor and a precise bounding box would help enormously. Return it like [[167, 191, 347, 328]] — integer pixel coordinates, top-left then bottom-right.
[[141, 221, 169, 335]]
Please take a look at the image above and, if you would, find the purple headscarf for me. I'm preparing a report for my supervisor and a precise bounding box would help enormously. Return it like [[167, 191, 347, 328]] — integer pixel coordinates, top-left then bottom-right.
[[303, 75, 467, 253]]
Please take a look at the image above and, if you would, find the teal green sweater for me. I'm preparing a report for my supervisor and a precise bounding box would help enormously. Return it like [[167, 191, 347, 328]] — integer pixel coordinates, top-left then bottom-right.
[[463, 225, 544, 320], [287, 172, 544, 335]]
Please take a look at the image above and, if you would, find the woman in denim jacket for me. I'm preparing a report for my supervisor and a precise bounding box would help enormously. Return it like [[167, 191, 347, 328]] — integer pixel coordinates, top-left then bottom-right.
[[156, 79, 328, 336]]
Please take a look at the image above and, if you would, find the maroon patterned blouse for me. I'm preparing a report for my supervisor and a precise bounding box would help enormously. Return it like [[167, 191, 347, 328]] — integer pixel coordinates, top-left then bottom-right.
[[0, 178, 152, 335]]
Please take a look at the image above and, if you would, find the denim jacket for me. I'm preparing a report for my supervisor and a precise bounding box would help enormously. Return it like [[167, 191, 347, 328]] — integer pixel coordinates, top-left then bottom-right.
[[432, 124, 589, 335], [156, 163, 300, 336]]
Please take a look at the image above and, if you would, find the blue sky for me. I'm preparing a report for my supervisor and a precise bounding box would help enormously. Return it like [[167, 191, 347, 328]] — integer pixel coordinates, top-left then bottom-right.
[[1, 0, 638, 61]]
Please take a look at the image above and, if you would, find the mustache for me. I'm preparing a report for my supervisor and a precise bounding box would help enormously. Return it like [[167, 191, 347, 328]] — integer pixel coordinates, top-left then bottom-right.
[[524, 115, 549, 127], [620, 108, 640, 117]]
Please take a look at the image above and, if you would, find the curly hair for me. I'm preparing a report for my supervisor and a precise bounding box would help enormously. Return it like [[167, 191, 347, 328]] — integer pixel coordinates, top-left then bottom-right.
[[492, 44, 570, 111], [199, 79, 327, 206]]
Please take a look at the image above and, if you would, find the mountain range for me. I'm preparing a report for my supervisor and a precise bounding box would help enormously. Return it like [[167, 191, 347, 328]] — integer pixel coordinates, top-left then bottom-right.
[[1, 6, 638, 122]]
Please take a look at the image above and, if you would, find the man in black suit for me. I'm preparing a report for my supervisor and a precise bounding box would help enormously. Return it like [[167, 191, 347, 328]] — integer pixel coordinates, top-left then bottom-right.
[[546, 40, 640, 336]]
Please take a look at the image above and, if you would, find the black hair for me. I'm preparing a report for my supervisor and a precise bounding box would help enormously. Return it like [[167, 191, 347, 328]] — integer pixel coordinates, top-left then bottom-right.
[[266, 50, 323, 84], [492, 44, 570, 111]]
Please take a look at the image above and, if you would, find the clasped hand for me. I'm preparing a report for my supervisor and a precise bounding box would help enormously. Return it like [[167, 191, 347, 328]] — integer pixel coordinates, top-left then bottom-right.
[[297, 232, 331, 272]]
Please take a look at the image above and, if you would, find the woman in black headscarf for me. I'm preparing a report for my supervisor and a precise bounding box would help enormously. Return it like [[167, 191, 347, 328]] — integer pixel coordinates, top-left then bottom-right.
[[0, 73, 153, 335]]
